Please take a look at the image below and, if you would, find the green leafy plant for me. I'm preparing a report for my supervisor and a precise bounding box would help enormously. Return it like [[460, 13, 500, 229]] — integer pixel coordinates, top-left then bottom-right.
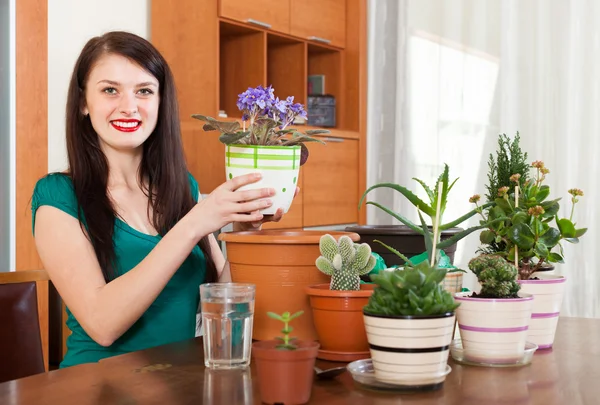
[[468, 254, 520, 299], [267, 310, 304, 350], [473, 160, 587, 280], [315, 234, 376, 291], [359, 163, 504, 251], [363, 218, 460, 316], [485, 133, 530, 202], [192, 85, 328, 165]]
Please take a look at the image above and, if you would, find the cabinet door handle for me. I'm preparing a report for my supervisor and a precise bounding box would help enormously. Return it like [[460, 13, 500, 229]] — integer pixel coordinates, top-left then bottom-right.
[[246, 19, 272, 29], [322, 137, 344, 143], [308, 36, 331, 45]]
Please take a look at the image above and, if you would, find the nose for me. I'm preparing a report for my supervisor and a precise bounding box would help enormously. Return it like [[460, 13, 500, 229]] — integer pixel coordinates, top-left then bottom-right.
[[119, 92, 138, 116]]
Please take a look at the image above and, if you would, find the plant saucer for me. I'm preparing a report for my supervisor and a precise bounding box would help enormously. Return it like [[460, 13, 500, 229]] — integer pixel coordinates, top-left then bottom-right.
[[450, 339, 538, 367], [346, 359, 451, 392]]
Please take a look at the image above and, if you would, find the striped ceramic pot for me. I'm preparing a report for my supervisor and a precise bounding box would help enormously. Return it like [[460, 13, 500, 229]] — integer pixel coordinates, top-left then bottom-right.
[[454, 292, 534, 364], [225, 144, 301, 215], [518, 274, 566, 349], [442, 272, 464, 294], [363, 311, 455, 385]]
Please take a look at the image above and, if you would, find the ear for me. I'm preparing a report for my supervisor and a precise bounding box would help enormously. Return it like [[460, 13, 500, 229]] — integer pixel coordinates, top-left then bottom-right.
[[81, 107, 89, 116]]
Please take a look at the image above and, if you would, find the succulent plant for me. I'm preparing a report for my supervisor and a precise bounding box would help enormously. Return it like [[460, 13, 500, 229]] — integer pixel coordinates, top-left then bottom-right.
[[267, 310, 304, 350], [363, 219, 459, 317], [315, 234, 376, 291], [468, 254, 520, 299]]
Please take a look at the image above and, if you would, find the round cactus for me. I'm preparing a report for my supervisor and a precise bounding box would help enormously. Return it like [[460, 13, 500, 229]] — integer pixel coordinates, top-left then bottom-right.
[[315, 234, 376, 291], [468, 254, 521, 298]]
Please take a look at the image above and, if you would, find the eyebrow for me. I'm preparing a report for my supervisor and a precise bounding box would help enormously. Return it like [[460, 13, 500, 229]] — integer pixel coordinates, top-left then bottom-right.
[[97, 79, 158, 87]]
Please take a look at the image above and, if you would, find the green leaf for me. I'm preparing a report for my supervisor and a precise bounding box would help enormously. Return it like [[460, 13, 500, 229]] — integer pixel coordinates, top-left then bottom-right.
[[495, 197, 511, 213], [282, 135, 326, 146], [373, 240, 413, 264], [288, 311, 304, 320], [541, 199, 560, 217], [535, 185, 550, 202], [539, 228, 561, 247], [267, 312, 283, 321], [219, 131, 250, 144], [512, 211, 528, 225], [532, 217, 544, 236], [440, 202, 494, 230], [418, 211, 433, 259], [359, 183, 435, 217], [364, 202, 422, 233], [437, 219, 506, 249], [412, 177, 434, 204], [508, 223, 535, 250], [480, 230, 495, 244], [575, 228, 588, 238], [557, 218, 576, 238], [534, 242, 549, 258], [203, 123, 217, 131], [547, 252, 565, 263], [304, 129, 331, 135]]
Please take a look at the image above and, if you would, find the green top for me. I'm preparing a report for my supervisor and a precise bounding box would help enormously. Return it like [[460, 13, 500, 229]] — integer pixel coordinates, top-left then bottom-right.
[[31, 173, 206, 368]]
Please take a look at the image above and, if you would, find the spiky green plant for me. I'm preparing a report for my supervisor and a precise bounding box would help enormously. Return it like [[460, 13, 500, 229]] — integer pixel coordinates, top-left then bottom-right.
[[316, 234, 376, 291], [468, 255, 520, 298], [485, 133, 529, 203]]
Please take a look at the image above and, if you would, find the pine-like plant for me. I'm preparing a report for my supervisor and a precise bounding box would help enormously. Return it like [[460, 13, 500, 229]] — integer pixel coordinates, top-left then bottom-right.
[[485, 133, 529, 202], [315, 234, 376, 291]]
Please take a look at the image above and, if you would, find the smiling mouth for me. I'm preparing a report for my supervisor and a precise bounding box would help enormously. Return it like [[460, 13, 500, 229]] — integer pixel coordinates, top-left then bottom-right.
[[111, 120, 142, 132]]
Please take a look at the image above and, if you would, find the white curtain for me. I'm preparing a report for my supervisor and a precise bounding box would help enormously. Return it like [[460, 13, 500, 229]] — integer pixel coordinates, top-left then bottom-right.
[[367, 0, 600, 318]]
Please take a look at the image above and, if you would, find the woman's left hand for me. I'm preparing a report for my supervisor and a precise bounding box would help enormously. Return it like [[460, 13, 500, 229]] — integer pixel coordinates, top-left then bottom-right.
[[233, 187, 300, 231]]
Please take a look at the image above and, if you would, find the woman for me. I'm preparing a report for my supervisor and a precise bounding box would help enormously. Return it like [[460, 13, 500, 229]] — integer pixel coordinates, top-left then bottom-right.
[[32, 31, 290, 367]]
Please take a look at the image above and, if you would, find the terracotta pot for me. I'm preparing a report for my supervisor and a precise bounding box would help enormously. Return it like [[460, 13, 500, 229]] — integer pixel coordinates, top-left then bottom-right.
[[344, 225, 463, 267], [252, 340, 319, 405], [363, 311, 455, 386], [306, 283, 375, 361], [218, 230, 360, 341], [454, 292, 534, 364], [518, 273, 566, 349]]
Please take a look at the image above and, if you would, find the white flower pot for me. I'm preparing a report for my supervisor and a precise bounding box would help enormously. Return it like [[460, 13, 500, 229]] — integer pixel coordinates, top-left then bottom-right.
[[363, 312, 455, 385], [518, 273, 566, 349], [442, 272, 464, 294], [454, 292, 534, 364], [225, 144, 301, 215]]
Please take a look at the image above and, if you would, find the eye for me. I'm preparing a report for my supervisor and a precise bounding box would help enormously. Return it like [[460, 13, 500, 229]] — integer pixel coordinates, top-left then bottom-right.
[[138, 88, 155, 96], [102, 87, 118, 95]]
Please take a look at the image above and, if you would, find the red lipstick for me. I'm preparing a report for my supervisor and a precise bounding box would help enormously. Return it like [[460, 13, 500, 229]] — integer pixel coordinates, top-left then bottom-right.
[[111, 119, 141, 132]]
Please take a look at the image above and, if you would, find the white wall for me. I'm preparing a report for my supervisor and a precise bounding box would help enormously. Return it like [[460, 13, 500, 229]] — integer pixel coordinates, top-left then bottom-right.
[[47, 0, 150, 172]]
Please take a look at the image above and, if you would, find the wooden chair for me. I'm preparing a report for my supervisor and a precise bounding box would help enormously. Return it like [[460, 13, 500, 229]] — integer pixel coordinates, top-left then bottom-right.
[[0, 270, 50, 383]]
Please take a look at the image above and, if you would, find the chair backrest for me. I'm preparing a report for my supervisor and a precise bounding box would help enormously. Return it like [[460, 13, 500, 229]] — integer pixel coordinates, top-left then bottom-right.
[[0, 270, 49, 383]]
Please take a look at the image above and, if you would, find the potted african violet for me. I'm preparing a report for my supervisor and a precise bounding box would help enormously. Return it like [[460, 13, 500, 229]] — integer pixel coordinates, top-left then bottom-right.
[[252, 310, 319, 405], [362, 220, 459, 388], [193, 85, 329, 215], [306, 234, 377, 361], [454, 255, 534, 364]]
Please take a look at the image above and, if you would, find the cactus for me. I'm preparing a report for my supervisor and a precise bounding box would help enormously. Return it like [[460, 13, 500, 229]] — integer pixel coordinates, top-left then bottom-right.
[[468, 254, 521, 298], [315, 234, 376, 291]]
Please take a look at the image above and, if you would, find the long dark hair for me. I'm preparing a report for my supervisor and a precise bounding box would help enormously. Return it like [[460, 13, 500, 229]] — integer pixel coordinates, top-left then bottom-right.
[[65, 31, 217, 283]]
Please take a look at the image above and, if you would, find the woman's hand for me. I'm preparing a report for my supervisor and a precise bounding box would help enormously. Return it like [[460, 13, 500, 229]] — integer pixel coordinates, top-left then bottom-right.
[[233, 186, 300, 231], [190, 173, 275, 239]]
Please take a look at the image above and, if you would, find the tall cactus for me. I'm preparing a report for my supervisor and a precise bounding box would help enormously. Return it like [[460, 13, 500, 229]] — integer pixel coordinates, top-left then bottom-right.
[[316, 234, 377, 291]]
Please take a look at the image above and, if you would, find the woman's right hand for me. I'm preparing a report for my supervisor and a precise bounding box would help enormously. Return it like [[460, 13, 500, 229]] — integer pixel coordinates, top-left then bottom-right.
[[190, 173, 274, 239]]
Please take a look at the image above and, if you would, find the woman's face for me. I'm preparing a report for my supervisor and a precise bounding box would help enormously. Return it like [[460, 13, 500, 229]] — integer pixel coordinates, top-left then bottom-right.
[[84, 53, 160, 154]]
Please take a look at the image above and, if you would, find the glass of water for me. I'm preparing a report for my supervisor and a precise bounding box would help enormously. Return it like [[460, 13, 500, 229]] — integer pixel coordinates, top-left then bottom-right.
[[200, 283, 255, 369]]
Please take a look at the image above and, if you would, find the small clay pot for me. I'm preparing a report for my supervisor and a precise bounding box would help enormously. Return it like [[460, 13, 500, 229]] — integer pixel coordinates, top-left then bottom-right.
[[252, 340, 319, 405]]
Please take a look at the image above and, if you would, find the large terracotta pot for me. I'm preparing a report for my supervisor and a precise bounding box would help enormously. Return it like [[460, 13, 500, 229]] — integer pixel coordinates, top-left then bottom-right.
[[344, 225, 462, 267], [518, 273, 566, 349], [252, 340, 319, 405], [218, 230, 360, 341], [306, 283, 375, 361]]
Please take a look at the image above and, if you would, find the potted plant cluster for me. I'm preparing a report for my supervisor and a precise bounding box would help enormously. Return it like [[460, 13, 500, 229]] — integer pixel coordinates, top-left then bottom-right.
[[474, 156, 587, 349], [454, 254, 534, 364], [359, 164, 502, 294], [252, 310, 319, 405], [193, 85, 329, 215], [306, 234, 377, 361], [362, 217, 459, 388]]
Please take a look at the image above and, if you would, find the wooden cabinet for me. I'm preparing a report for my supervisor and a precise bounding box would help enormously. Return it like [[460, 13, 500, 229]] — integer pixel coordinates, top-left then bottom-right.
[[152, 0, 367, 227], [290, 0, 346, 48], [219, 0, 290, 34], [303, 137, 358, 226]]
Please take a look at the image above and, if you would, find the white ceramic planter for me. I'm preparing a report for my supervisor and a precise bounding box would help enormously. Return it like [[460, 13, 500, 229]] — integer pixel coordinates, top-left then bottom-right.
[[518, 273, 566, 349], [363, 312, 455, 385], [225, 144, 301, 215], [454, 292, 534, 364]]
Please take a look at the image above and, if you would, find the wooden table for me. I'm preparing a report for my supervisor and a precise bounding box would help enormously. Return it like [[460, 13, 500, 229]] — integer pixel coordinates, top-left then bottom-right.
[[1, 317, 600, 404]]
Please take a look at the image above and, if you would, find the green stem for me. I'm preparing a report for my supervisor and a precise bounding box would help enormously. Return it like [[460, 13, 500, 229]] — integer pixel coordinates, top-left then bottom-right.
[[284, 320, 289, 346], [570, 199, 576, 222]]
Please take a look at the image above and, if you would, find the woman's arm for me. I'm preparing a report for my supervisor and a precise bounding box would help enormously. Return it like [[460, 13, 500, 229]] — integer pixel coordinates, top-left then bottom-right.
[[35, 174, 273, 347]]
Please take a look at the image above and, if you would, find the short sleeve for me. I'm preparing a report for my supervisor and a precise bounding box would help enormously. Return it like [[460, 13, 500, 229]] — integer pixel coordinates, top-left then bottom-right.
[[31, 173, 80, 234], [188, 172, 200, 202]]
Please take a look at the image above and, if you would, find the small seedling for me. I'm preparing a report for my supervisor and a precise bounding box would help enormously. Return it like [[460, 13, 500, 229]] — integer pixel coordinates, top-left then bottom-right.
[[267, 310, 304, 350]]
